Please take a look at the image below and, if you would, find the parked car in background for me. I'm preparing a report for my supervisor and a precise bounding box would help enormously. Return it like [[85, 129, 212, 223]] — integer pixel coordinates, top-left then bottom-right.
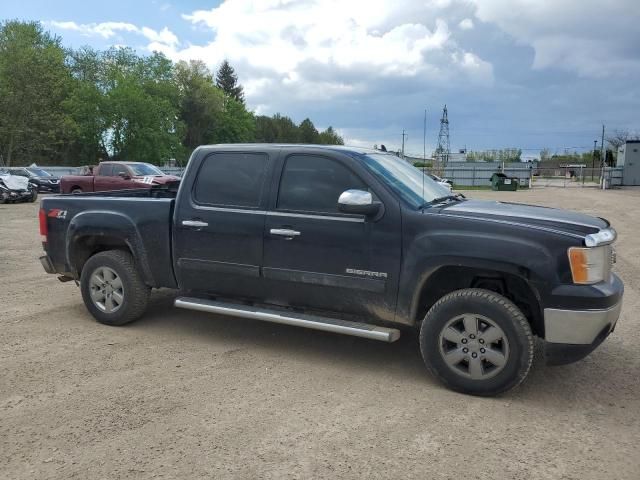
[[60, 161, 180, 194], [7, 166, 60, 193], [428, 173, 453, 190], [0, 170, 38, 203]]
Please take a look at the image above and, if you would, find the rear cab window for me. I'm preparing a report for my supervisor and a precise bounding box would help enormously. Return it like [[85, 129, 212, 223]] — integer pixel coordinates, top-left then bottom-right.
[[193, 152, 270, 208]]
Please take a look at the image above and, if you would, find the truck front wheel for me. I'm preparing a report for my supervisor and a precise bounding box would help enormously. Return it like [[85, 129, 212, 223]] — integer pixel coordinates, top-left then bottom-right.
[[420, 288, 534, 396], [80, 250, 150, 326]]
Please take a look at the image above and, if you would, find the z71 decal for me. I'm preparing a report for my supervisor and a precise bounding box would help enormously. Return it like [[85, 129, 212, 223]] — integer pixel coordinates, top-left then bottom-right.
[[47, 209, 67, 219]]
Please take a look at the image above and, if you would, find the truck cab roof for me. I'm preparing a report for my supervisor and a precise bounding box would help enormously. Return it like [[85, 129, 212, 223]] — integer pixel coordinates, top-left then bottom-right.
[[196, 143, 382, 156]]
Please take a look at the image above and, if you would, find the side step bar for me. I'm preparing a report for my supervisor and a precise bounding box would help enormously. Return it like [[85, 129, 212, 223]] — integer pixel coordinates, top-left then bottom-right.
[[174, 297, 401, 343]]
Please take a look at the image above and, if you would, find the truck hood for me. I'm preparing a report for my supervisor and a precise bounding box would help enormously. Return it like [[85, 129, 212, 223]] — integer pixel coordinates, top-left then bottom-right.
[[441, 199, 608, 237], [0, 174, 29, 190]]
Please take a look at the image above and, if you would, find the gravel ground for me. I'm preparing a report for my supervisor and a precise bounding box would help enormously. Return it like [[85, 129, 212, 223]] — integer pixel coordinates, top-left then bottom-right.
[[1, 187, 639, 479]]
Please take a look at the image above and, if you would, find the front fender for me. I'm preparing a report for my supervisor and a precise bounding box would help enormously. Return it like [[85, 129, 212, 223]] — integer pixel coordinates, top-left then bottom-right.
[[398, 229, 557, 324]]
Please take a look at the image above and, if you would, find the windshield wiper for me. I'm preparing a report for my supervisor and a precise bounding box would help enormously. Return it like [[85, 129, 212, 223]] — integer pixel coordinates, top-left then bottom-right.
[[419, 193, 465, 209]]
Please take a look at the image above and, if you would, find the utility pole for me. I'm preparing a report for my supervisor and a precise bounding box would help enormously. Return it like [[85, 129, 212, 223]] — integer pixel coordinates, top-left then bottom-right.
[[423, 110, 427, 162], [592, 139, 598, 181], [401, 130, 408, 158], [422, 109, 427, 213], [600, 124, 605, 167]]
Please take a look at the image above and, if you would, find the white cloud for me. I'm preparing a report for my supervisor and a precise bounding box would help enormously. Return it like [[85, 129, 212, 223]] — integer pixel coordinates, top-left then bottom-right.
[[48, 21, 139, 39], [458, 18, 473, 30], [164, 0, 494, 113], [140, 26, 178, 47], [469, 0, 640, 77], [48, 21, 179, 48]]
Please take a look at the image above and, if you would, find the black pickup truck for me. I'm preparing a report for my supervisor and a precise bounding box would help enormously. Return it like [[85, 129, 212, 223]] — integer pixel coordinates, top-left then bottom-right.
[[39, 145, 623, 395]]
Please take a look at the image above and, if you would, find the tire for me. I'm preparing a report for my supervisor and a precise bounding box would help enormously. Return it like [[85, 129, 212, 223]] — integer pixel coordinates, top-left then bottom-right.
[[71, 187, 83, 194], [80, 250, 150, 326], [29, 190, 38, 202], [419, 288, 534, 396]]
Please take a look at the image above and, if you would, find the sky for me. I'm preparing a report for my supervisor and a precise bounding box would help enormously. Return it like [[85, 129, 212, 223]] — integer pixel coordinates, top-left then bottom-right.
[[2, 0, 639, 158]]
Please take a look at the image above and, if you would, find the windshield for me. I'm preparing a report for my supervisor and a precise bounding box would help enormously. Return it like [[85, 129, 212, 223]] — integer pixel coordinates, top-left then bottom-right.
[[360, 153, 451, 208], [27, 167, 52, 177], [125, 163, 164, 176]]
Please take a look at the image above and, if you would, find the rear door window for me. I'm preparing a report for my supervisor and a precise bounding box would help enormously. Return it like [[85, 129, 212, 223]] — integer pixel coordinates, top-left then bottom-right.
[[193, 152, 269, 208]]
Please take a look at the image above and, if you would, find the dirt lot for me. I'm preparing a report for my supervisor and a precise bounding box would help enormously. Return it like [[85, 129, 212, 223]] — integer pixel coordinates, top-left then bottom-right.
[[1, 187, 639, 479]]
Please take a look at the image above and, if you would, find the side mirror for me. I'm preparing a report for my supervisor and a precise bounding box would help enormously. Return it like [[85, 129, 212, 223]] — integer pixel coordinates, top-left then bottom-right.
[[337, 189, 381, 216], [118, 172, 131, 180]]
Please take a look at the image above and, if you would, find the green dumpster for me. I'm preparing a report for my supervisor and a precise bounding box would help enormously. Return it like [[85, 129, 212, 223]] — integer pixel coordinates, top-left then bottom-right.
[[490, 172, 519, 191]]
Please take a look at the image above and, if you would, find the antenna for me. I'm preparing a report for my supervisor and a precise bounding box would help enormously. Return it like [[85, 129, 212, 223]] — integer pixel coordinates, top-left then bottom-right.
[[422, 108, 426, 213]]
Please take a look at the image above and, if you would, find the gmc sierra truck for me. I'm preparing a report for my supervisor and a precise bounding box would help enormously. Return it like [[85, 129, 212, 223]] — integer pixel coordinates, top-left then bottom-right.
[[39, 145, 623, 395]]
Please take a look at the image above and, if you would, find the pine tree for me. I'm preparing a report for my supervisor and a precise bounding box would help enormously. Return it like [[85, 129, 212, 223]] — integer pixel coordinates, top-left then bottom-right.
[[298, 118, 319, 143], [215, 59, 244, 104]]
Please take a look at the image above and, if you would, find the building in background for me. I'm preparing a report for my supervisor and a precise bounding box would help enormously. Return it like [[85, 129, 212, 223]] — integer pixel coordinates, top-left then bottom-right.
[[616, 140, 640, 185], [447, 149, 468, 162]]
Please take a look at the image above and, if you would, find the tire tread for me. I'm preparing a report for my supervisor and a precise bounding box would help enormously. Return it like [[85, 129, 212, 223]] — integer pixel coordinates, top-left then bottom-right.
[[419, 288, 534, 396], [80, 250, 149, 326]]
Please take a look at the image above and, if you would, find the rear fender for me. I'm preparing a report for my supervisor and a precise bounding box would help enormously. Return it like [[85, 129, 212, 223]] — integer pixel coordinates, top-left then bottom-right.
[[66, 210, 153, 284]]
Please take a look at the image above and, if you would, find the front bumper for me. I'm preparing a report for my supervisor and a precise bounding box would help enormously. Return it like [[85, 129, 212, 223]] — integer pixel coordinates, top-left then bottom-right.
[[544, 301, 622, 344], [543, 280, 623, 365], [1, 190, 34, 202], [544, 274, 624, 365], [37, 184, 60, 193]]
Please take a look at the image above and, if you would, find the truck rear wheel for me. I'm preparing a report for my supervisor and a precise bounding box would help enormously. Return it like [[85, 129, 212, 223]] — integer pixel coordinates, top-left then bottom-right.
[[419, 288, 534, 396], [80, 250, 150, 326]]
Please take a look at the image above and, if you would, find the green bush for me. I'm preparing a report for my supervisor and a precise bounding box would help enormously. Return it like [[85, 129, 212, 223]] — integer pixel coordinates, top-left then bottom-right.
[[413, 161, 432, 168]]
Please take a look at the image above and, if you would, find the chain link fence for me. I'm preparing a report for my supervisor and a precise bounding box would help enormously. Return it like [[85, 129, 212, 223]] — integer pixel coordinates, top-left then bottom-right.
[[427, 163, 625, 189]]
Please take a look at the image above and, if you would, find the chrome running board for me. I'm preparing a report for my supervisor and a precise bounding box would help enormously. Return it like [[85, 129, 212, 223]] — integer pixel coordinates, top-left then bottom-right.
[[174, 297, 401, 343]]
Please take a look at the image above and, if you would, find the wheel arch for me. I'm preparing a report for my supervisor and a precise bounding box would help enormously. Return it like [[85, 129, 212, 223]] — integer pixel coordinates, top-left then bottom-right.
[[410, 263, 545, 337], [66, 211, 154, 285]]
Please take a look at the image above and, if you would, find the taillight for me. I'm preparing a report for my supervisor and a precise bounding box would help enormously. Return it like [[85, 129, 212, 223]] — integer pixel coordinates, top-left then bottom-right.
[[39, 208, 48, 242]]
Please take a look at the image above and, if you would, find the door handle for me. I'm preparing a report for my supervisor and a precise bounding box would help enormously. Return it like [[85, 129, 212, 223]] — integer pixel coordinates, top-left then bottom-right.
[[182, 220, 209, 228], [270, 228, 301, 238]]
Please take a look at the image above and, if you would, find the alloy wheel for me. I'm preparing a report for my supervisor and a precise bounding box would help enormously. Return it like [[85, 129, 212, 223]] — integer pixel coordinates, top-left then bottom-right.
[[438, 314, 510, 380], [89, 266, 124, 313]]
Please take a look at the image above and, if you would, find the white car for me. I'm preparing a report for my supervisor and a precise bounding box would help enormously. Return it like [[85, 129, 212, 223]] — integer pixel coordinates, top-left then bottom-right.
[[428, 173, 453, 190]]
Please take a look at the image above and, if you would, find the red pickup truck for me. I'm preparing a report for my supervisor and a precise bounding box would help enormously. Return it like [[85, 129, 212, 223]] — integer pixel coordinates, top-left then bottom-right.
[[60, 162, 180, 194]]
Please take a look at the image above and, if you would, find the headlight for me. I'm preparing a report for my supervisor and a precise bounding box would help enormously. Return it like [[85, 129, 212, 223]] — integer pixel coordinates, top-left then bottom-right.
[[584, 228, 616, 247], [568, 245, 612, 284]]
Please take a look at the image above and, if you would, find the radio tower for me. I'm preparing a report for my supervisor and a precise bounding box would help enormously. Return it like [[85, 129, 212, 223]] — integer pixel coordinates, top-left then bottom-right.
[[435, 104, 450, 170]]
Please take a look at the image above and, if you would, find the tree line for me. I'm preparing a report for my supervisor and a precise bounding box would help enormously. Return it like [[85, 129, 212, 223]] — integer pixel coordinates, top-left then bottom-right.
[[465, 148, 522, 162], [0, 20, 343, 167]]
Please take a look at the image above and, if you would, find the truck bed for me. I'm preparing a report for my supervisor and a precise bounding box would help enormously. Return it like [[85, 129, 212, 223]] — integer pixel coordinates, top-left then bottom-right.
[[41, 187, 178, 288], [61, 185, 179, 199]]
